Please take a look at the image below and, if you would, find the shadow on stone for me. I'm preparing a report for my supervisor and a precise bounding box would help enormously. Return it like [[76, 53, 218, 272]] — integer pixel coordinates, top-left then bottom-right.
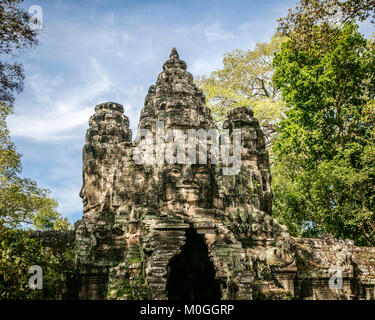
[[166, 227, 221, 300]]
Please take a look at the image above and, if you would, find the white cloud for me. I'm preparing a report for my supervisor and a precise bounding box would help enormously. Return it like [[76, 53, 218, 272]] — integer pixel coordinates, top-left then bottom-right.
[[204, 23, 234, 42], [122, 31, 132, 41], [9, 58, 114, 141], [52, 185, 82, 221], [189, 55, 223, 77]]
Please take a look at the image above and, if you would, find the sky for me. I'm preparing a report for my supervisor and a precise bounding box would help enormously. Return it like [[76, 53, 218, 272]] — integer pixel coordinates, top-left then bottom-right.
[[7, 0, 374, 224]]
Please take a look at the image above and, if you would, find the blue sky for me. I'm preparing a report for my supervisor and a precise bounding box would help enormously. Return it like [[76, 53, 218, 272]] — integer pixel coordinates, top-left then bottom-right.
[[7, 0, 374, 223]]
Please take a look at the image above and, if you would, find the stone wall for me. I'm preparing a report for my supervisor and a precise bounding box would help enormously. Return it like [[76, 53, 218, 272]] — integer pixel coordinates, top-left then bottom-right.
[[28, 230, 75, 248], [293, 236, 375, 299]]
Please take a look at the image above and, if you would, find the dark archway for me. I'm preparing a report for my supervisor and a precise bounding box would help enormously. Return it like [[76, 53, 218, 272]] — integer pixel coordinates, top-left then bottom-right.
[[166, 228, 221, 300]]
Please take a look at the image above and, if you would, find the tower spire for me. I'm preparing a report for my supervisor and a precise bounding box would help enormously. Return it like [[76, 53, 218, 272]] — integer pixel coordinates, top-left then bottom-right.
[[169, 47, 179, 60]]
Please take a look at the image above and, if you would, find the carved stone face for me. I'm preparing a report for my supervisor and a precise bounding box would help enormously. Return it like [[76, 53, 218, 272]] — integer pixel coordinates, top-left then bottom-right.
[[163, 100, 192, 127], [162, 164, 212, 208], [80, 184, 98, 213]]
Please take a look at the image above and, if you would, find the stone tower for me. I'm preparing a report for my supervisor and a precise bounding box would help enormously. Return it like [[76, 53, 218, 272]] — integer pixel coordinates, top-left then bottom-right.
[[75, 49, 375, 300]]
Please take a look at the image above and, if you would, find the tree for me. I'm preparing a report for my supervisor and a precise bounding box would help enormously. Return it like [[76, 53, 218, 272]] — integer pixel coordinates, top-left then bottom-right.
[[196, 35, 286, 143], [0, 0, 39, 104], [272, 23, 375, 246], [0, 102, 70, 230], [277, 0, 375, 52], [0, 0, 69, 230], [0, 1, 74, 300], [0, 1, 69, 231], [1, 103, 73, 299], [0, 104, 72, 298], [0, 226, 75, 299]]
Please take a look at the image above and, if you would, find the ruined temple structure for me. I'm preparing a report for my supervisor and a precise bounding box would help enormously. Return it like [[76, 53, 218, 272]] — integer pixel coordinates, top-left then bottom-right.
[[74, 48, 375, 300]]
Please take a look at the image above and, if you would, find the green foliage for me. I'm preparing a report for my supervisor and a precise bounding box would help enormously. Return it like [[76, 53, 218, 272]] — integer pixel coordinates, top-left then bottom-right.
[[32, 200, 71, 231], [107, 258, 150, 300], [0, 0, 39, 103], [196, 35, 286, 143], [0, 1, 74, 300], [272, 23, 375, 245], [0, 102, 70, 230], [107, 277, 150, 300], [277, 0, 375, 53], [0, 225, 74, 299]]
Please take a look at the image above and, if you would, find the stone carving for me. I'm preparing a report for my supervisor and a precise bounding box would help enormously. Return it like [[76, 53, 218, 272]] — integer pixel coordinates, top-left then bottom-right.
[[74, 48, 375, 300]]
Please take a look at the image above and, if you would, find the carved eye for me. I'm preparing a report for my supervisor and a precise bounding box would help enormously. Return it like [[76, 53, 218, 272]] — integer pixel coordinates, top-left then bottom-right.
[[169, 168, 180, 175], [195, 167, 208, 175]]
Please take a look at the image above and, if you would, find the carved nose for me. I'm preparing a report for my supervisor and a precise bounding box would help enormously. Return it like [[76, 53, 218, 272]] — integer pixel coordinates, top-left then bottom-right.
[[79, 186, 84, 198], [181, 177, 194, 185], [180, 168, 195, 185]]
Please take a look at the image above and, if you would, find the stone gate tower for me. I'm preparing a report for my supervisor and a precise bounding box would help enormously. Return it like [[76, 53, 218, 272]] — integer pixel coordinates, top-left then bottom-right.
[[75, 49, 375, 300]]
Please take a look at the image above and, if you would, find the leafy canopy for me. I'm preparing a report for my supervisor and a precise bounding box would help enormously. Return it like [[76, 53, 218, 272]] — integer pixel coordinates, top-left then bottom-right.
[[0, 0, 39, 104], [0, 1, 68, 231], [272, 23, 375, 245], [0, 1, 73, 300], [277, 0, 375, 52], [196, 35, 286, 143], [0, 226, 75, 300], [0, 102, 71, 230]]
